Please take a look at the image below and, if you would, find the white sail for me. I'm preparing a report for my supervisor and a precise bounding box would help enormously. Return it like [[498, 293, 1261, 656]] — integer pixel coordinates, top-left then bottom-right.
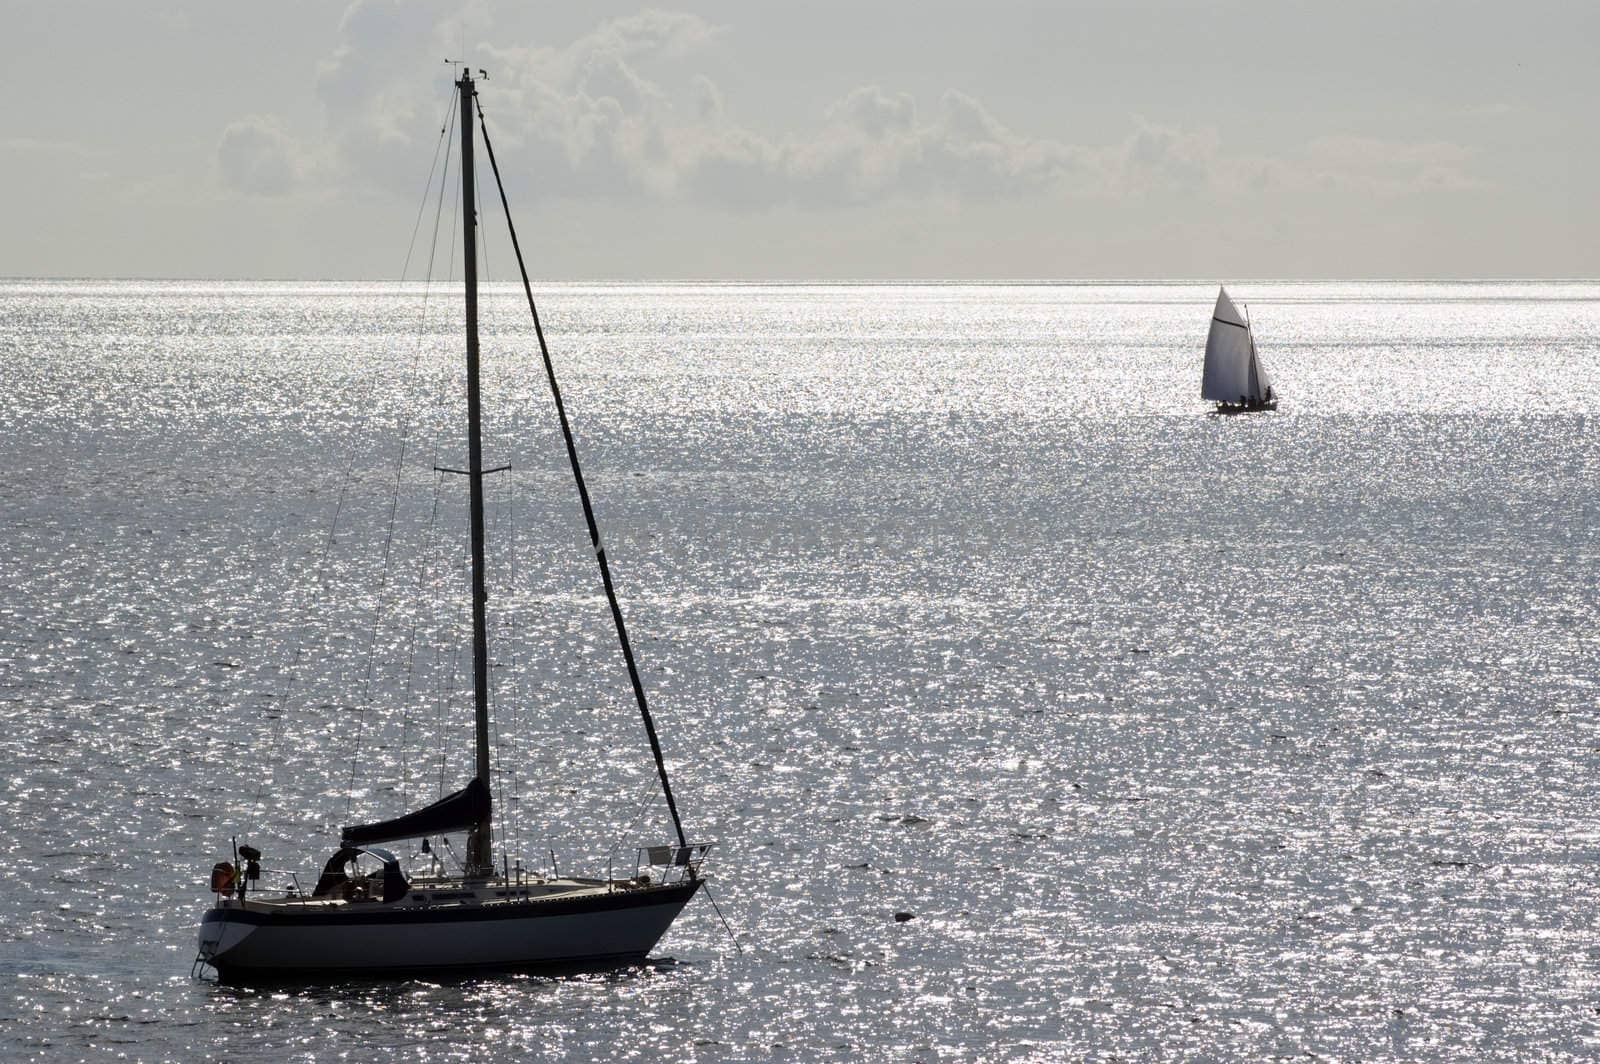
[[1200, 287, 1268, 403], [1246, 296, 1274, 400], [1249, 339, 1273, 399]]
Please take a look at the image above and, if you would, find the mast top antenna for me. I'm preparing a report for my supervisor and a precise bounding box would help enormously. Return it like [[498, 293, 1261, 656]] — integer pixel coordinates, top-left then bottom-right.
[[442, 61, 489, 81]]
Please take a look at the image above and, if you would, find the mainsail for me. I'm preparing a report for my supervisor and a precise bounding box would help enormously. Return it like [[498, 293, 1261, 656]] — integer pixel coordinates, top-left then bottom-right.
[[1201, 287, 1271, 404], [341, 778, 491, 847]]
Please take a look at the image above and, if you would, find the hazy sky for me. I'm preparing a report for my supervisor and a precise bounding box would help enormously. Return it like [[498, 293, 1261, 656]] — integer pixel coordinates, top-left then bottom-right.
[[3, 0, 1595, 279]]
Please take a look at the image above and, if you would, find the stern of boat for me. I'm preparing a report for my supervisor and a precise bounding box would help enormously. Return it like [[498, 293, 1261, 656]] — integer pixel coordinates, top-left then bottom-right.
[[194, 901, 258, 978]]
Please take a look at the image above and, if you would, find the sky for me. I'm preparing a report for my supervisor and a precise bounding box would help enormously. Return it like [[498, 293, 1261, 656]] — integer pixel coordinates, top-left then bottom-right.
[[1, 0, 1595, 280]]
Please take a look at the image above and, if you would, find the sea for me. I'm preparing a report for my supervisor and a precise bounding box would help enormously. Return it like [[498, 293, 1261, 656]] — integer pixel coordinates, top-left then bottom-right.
[[0, 280, 1597, 1061]]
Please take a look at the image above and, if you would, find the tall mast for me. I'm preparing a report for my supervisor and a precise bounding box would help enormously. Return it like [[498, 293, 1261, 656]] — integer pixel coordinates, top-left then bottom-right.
[[458, 70, 494, 874]]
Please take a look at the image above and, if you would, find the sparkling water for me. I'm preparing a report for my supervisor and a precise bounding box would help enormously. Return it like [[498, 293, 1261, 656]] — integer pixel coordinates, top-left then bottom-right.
[[1, 280, 1597, 1059]]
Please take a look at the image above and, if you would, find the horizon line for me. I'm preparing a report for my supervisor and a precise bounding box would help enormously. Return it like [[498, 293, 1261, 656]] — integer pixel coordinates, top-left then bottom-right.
[[3, 275, 1597, 286]]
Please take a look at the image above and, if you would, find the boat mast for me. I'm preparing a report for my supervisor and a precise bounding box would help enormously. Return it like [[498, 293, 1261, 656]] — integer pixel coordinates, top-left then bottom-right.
[[1243, 302, 1260, 402], [458, 70, 494, 875]]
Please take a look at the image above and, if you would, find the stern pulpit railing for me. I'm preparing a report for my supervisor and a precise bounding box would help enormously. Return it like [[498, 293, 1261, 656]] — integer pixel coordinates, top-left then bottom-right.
[[635, 843, 712, 885]]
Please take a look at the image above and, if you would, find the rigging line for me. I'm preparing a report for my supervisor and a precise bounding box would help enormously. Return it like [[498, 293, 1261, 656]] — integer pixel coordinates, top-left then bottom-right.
[[422, 95, 458, 482], [398, 90, 456, 282], [505, 459, 524, 855], [268, 85, 454, 832], [424, 93, 458, 316], [438, 641, 463, 794], [486, 478, 505, 858], [416, 144, 463, 810], [606, 776, 665, 865], [447, 133, 461, 286], [701, 883, 745, 955], [344, 82, 465, 822], [484, 469, 513, 854], [398, 94, 460, 812], [245, 91, 456, 834], [425, 272, 464, 806], [441, 835, 467, 876], [397, 463, 449, 811], [249, 392, 364, 828], [424, 366, 457, 802], [474, 93, 690, 851], [494, 476, 520, 856], [417, 90, 457, 364], [341, 402, 420, 820], [343, 180, 454, 823], [249, 322, 395, 828]]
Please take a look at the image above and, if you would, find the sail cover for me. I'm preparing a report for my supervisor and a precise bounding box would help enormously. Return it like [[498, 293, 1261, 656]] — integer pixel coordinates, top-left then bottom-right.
[[1200, 287, 1267, 403], [341, 777, 490, 846]]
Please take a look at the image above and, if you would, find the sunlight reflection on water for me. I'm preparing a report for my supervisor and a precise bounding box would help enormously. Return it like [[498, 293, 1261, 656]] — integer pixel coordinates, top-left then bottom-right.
[[0, 281, 1597, 1059]]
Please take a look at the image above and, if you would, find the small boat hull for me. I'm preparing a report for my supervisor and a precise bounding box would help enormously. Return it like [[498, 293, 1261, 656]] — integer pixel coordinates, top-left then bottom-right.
[[1214, 398, 1277, 414], [198, 880, 700, 981]]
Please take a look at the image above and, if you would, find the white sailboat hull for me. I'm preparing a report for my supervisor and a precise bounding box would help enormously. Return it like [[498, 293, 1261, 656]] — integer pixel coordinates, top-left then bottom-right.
[[198, 881, 699, 980]]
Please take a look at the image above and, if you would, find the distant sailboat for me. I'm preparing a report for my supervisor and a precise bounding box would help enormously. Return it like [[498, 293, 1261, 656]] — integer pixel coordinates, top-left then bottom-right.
[[1201, 286, 1277, 412]]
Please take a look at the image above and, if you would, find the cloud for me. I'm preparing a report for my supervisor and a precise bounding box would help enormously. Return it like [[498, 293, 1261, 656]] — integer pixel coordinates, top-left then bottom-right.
[[1297, 135, 1483, 195], [689, 74, 724, 122], [776, 88, 1099, 204], [302, 5, 1099, 207], [1112, 120, 1220, 193], [283, 3, 1487, 211], [563, 7, 723, 65], [217, 117, 314, 196], [828, 84, 916, 138]]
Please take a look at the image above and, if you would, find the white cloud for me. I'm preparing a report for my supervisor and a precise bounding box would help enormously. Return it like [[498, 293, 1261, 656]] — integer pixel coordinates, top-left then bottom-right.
[[1297, 135, 1483, 195], [269, 3, 1488, 213], [776, 88, 1098, 204], [299, 6, 1103, 207], [217, 117, 314, 197], [1112, 120, 1220, 194]]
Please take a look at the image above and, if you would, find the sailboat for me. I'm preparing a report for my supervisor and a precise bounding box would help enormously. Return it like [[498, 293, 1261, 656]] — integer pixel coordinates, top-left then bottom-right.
[[1200, 286, 1277, 412], [194, 70, 709, 980]]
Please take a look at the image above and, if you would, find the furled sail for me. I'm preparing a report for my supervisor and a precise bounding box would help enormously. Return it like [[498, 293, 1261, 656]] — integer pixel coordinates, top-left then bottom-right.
[[341, 777, 490, 846], [1201, 287, 1269, 403]]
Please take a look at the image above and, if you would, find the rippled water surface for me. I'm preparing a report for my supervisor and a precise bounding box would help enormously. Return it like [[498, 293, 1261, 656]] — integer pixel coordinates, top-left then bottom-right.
[[2, 281, 1598, 1060]]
